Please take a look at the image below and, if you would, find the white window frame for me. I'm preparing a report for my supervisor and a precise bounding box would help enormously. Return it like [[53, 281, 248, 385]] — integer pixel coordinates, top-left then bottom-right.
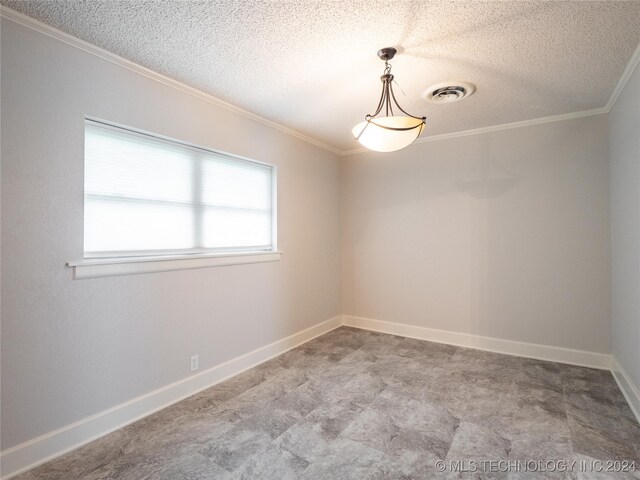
[[68, 118, 281, 279]]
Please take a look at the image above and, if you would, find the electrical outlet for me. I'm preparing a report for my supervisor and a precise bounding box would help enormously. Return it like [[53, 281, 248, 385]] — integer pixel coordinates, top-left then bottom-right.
[[190, 354, 199, 372]]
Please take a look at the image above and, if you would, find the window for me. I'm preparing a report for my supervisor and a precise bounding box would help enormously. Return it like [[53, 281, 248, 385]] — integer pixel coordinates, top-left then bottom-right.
[[83, 119, 276, 259]]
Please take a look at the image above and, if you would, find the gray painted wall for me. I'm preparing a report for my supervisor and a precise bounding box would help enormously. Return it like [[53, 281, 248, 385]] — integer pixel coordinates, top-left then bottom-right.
[[610, 61, 640, 390], [341, 115, 611, 353], [0, 18, 341, 449]]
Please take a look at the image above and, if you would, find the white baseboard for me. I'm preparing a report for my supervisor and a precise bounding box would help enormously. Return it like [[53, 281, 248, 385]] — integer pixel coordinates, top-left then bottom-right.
[[0, 315, 342, 480], [343, 315, 612, 370], [611, 356, 640, 424]]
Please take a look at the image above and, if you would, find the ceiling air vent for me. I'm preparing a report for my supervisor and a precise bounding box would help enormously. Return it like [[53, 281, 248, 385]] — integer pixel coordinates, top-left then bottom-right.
[[424, 82, 475, 104]]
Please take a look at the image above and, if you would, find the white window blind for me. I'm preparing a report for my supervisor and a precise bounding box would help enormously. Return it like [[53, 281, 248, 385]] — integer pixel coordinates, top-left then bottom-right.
[[84, 120, 275, 258]]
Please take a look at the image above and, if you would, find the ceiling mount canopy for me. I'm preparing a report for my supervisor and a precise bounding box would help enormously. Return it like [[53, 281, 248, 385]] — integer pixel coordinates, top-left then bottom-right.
[[352, 47, 427, 153]]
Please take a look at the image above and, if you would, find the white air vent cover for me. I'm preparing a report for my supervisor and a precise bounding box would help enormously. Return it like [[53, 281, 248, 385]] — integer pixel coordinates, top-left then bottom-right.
[[424, 82, 475, 103]]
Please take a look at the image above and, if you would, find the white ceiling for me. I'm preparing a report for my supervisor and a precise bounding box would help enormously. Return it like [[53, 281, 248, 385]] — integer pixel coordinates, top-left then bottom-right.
[[3, 1, 640, 153]]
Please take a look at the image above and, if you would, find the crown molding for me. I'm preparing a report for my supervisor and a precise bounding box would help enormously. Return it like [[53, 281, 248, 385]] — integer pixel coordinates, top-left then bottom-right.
[[2, 5, 639, 158], [339, 106, 609, 156], [605, 41, 640, 113], [0, 6, 342, 156]]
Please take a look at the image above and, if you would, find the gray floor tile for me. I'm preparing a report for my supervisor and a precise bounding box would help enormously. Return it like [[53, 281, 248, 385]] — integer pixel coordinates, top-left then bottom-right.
[[233, 445, 309, 480], [445, 422, 512, 479], [201, 425, 273, 471], [342, 388, 459, 462], [276, 401, 364, 462], [568, 415, 640, 463], [296, 437, 383, 480]]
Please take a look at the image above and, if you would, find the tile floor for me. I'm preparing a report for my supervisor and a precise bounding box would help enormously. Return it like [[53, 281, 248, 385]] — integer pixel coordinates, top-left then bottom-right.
[[16, 327, 640, 479]]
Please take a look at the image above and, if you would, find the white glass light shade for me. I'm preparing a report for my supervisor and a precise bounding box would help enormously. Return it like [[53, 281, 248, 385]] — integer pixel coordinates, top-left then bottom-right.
[[352, 116, 425, 152]]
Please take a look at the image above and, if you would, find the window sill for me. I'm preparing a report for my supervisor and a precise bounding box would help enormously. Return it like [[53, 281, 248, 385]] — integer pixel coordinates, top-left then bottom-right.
[[67, 251, 282, 279]]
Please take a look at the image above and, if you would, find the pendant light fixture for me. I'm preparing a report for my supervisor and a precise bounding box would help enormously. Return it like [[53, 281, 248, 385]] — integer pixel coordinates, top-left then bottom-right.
[[352, 47, 426, 152]]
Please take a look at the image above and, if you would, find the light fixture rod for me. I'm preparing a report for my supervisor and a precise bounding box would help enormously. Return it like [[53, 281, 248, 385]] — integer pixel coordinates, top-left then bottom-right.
[[389, 81, 421, 119], [365, 74, 425, 129]]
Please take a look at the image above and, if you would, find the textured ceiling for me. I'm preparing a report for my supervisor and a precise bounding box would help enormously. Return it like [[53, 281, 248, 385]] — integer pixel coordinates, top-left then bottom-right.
[[3, 1, 640, 152]]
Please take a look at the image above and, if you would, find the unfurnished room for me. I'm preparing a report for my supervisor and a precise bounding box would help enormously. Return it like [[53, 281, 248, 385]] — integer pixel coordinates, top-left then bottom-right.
[[1, 1, 640, 479]]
